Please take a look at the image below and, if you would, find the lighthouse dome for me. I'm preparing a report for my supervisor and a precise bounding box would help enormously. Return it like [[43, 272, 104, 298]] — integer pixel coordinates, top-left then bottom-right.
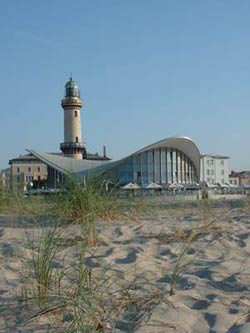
[[65, 77, 78, 89], [64, 77, 80, 97]]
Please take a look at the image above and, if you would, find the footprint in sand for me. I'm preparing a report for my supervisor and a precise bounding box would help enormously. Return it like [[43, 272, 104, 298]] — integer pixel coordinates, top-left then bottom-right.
[[115, 249, 139, 264]]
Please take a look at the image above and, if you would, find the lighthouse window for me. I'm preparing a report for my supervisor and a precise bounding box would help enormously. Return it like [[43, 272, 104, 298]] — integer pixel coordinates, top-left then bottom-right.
[[76, 136, 79, 143], [75, 111, 78, 117]]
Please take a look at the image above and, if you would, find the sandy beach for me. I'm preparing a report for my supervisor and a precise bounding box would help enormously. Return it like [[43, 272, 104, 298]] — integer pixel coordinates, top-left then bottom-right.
[[1, 199, 250, 332]]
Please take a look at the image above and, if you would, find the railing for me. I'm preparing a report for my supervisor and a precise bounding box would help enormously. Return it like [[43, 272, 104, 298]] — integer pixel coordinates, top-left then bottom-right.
[[60, 142, 86, 149], [61, 97, 82, 106]]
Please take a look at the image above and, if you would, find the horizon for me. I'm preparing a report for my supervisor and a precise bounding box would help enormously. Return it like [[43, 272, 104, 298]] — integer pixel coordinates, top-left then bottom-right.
[[1, 1, 250, 171]]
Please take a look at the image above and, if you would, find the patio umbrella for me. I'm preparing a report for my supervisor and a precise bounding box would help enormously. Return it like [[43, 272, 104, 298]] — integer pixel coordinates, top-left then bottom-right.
[[121, 182, 141, 190], [145, 182, 163, 189]]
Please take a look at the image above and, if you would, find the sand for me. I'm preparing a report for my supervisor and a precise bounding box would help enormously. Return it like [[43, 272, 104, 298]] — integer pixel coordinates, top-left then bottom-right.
[[1, 200, 250, 332]]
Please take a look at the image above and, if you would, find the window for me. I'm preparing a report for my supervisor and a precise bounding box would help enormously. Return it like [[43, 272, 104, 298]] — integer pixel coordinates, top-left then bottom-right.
[[76, 136, 79, 143], [172, 150, 177, 182], [234, 180, 237, 185], [221, 169, 224, 175], [148, 151, 154, 183], [154, 149, 160, 183], [75, 110, 78, 117], [133, 155, 141, 183], [211, 170, 214, 175], [28, 167, 31, 172], [38, 167, 40, 172], [221, 160, 224, 166], [16, 176, 20, 183], [160, 149, 166, 184], [141, 152, 148, 185], [207, 169, 210, 175], [38, 176, 41, 181], [26, 175, 33, 182], [17, 167, 20, 173], [221, 179, 225, 184], [229, 180, 232, 184]]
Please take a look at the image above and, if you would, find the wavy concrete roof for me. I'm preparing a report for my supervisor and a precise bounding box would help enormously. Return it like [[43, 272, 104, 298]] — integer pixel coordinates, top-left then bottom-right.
[[78, 136, 200, 181], [26, 150, 110, 174], [28, 137, 200, 181]]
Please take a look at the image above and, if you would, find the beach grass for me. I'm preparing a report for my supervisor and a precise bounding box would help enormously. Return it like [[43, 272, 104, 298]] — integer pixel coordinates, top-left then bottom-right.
[[2, 181, 249, 332]]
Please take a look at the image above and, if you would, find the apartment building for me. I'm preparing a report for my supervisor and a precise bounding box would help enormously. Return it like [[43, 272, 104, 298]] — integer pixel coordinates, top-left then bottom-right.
[[200, 155, 229, 185], [9, 154, 47, 191]]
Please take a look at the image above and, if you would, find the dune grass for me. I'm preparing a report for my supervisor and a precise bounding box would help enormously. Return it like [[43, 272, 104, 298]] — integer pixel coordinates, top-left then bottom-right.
[[4, 180, 247, 331], [16, 176, 152, 331]]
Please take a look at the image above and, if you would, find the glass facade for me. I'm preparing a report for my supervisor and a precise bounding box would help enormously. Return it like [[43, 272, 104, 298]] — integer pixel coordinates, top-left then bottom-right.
[[160, 149, 166, 184], [141, 152, 148, 185], [111, 148, 197, 186], [154, 150, 160, 183], [167, 150, 172, 184], [148, 151, 154, 183]]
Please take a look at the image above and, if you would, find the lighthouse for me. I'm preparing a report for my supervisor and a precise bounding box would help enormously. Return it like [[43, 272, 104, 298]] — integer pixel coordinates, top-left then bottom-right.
[[60, 77, 86, 159]]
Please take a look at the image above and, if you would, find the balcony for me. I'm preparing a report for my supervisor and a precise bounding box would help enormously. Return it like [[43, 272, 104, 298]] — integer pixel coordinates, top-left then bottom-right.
[[61, 97, 82, 108], [60, 142, 86, 149]]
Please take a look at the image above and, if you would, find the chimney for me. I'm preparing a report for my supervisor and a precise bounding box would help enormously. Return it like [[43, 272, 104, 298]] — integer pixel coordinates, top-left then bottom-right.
[[103, 145, 106, 158]]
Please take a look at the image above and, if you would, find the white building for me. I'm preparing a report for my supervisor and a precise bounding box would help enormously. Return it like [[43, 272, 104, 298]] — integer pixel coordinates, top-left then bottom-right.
[[200, 155, 229, 185]]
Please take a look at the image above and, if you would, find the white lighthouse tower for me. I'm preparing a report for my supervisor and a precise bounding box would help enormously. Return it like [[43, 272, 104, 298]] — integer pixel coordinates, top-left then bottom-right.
[[60, 77, 86, 159]]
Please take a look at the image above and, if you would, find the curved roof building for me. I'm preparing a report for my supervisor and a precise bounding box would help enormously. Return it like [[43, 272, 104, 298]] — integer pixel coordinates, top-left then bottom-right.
[[28, 136, 200, 188], [83, 136, 200, 186]]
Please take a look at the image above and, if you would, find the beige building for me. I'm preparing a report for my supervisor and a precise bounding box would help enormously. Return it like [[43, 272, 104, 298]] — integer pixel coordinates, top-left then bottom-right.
[[238, 171, 250, 187], [9, 154, 47, 191]]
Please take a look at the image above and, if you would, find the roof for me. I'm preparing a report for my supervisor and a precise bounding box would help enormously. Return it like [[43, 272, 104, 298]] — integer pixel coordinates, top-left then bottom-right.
[[27, 137, 200, 182], [9, 154, 42, 164], [65, 77, 78, 89], [77, 136, 201, 181], [86, 152, 110, 161], [26, 150, 111, 174], [201, 154, 230, 159]]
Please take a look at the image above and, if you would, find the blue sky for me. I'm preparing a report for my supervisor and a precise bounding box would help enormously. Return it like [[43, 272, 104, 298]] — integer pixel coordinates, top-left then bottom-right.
[[1, 0, 250, 170]]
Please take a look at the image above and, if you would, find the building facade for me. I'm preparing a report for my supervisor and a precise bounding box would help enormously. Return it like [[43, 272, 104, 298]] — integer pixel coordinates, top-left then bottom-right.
[[9, 155, 48, 191], [105, 139, 199, 186], [238, 171, 250, 187], [200, 155, 229, 185], [229, 171, 240, 187], [29, 137, 201, 188]]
